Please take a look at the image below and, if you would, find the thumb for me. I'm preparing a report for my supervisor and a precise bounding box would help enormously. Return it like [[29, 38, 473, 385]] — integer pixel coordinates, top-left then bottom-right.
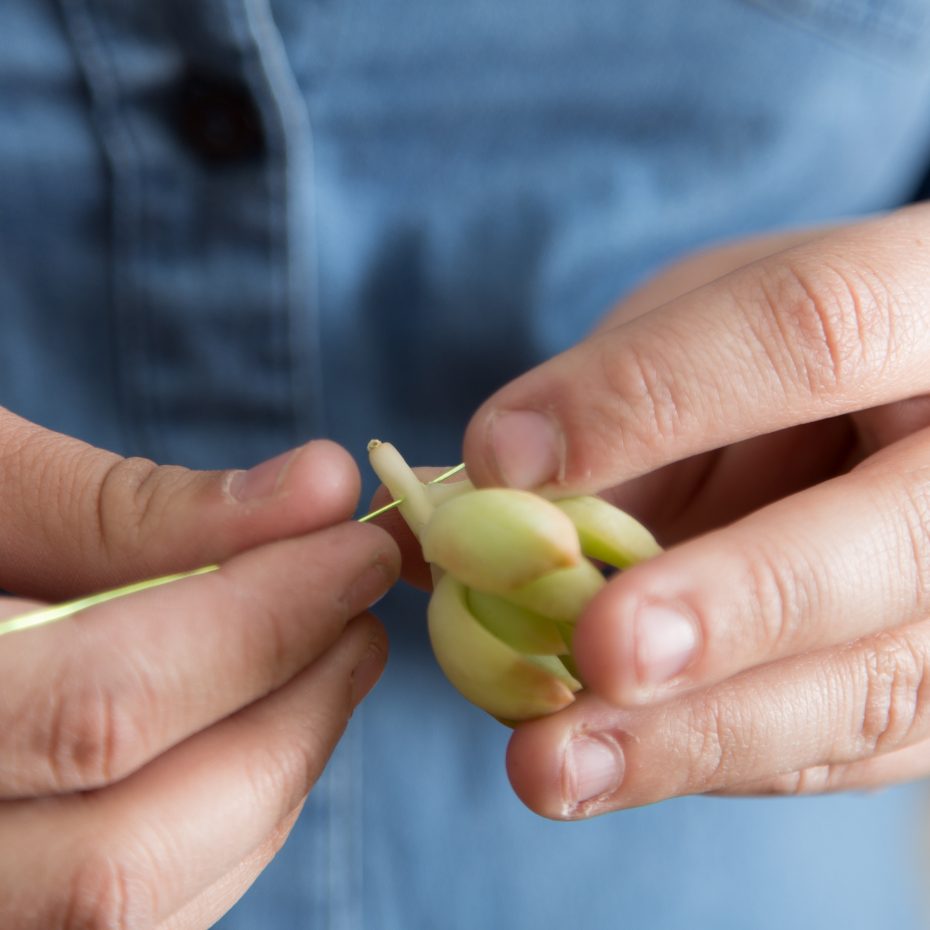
[[462, 336, 616, 494], [0, 408, 360, 599]]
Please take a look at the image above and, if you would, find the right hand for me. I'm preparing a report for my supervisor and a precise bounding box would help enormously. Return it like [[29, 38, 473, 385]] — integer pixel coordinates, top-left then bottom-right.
[[0, 408, 400, 929]]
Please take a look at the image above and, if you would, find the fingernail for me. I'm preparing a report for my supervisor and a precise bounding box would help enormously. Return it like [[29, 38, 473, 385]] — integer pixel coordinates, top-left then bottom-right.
[[488, 410, 563, 489], [351, 640, 387, 706], [564, 735, 624, 808], [229, 448, 298, 502], [635, 603, 698, 687]]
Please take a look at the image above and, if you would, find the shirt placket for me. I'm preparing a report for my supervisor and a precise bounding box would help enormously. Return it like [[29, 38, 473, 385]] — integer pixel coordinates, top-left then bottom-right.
[[56, 0, 325, 469], [54, 3, 352, 929]]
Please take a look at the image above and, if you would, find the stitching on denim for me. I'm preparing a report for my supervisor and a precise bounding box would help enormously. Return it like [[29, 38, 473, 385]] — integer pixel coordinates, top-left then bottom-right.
[[56, 0, 150, 456], [240, 0, 326, 446], [740, 0, 930, 58], [222, 0, 290, 457]]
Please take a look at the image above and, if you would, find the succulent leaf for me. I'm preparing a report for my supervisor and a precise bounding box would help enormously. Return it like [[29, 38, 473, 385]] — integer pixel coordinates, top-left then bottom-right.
[[556, 496, 661, 568], [428, 574, 580, 720], [422, 488, 581, 594], [466, 588, 568, 655], [365, 442, 662, 724], [502, 558, 605, 622]]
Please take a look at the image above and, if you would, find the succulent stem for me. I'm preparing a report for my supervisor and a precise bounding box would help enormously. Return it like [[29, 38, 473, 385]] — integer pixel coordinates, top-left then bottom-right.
[[367, 440, 434, 539]]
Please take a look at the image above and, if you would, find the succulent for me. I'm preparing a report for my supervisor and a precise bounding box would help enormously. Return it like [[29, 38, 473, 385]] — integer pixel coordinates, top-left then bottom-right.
[[367, 441, 660, 723]]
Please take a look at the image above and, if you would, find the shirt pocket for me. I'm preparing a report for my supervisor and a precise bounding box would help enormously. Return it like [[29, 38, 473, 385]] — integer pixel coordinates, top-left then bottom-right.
[[739, 0, 930, 60]]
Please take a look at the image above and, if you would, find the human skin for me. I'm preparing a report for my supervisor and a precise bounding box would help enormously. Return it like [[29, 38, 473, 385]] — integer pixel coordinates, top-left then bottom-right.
[[462, 202, 930, 819], [0, 411, 400, 927]]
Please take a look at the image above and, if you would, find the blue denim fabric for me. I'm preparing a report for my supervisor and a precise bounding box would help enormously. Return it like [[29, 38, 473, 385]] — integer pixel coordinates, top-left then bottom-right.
[[3, 1, 930, 927]]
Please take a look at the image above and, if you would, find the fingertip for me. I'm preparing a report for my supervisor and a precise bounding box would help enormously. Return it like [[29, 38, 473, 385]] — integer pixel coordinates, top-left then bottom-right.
[[341, 520, 403, 588], [348, 616, 389, 707], [385, 526, 433, 590], [365, 504, 432, 590], [462, 399, 501, 488], [279, 440, 361, 523], [463, 406, 563, 490], [572, 585, 639, 706], [462, 344, 631, 495], [575, 574, 702, 707], [509, 695, 633, 820], [110, 442, 365, 587], [505, 716, 569, 820]]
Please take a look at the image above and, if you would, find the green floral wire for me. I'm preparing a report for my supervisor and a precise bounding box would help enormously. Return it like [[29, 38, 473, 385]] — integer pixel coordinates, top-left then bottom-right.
[[357, 462, 465, 522], [0, 463, 466, 640]]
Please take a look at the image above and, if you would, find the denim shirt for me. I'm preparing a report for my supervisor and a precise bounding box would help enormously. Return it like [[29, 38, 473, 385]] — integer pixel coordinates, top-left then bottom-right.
[[3, 1, 930, 928]]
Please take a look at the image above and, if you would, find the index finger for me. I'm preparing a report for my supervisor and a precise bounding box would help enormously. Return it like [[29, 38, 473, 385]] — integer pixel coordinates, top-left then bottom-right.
[[464, 204, 930, 493], [0, 521, 399, 798], [0, 408, 363, 600]]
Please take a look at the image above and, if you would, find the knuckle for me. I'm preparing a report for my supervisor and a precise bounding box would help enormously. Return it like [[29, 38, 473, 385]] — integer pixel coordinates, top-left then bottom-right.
[[598, 338, 693, 462], [681, 694, 742, 791], [62, 846, 157, 930], [748, 257, 901, 396], [32, 437, 79, 549], [41, 666, 147, 791], [764, 764, 835, 797], [857, 633, 930, 755], [739, 538, 819, 657], [896, 475, 930, 610], [91, 456, 170, 564]]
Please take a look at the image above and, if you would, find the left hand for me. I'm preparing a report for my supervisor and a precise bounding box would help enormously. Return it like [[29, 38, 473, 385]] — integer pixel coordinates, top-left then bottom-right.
[[0, 415, 399, 926], [462, 202, 930, 819]]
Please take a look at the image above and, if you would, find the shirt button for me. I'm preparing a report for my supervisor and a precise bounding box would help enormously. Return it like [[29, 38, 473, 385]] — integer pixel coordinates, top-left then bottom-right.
[[174, 71, 265, 165]]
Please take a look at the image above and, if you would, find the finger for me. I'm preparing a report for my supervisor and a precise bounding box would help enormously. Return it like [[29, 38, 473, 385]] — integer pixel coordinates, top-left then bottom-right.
[[596, 225, 831, 330], [157, 803, 304, 930], [0, 615, 385, 930], [573, 425, 930, 707], [368, 477, 431, 591], [0, 407, 361, 598], [507, 618, 930, 820], [716, 738, 930, 797], [602, 416, 853, 545], [852, 394, 930, 457], [0, 521, 398, 796], [0, 597, 43, 620], [463, 204, 930, 492]]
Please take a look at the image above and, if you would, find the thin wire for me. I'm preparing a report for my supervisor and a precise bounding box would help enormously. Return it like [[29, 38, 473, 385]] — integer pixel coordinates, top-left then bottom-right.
[[357, 462, 466, 523], [0, 565, 220, 639], [0, 463, 467, 639]]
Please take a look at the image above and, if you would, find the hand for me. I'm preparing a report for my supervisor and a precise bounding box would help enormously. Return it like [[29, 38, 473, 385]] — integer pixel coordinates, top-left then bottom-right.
[[0, 409, 399, 926], [462, 203, 930, 818]]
